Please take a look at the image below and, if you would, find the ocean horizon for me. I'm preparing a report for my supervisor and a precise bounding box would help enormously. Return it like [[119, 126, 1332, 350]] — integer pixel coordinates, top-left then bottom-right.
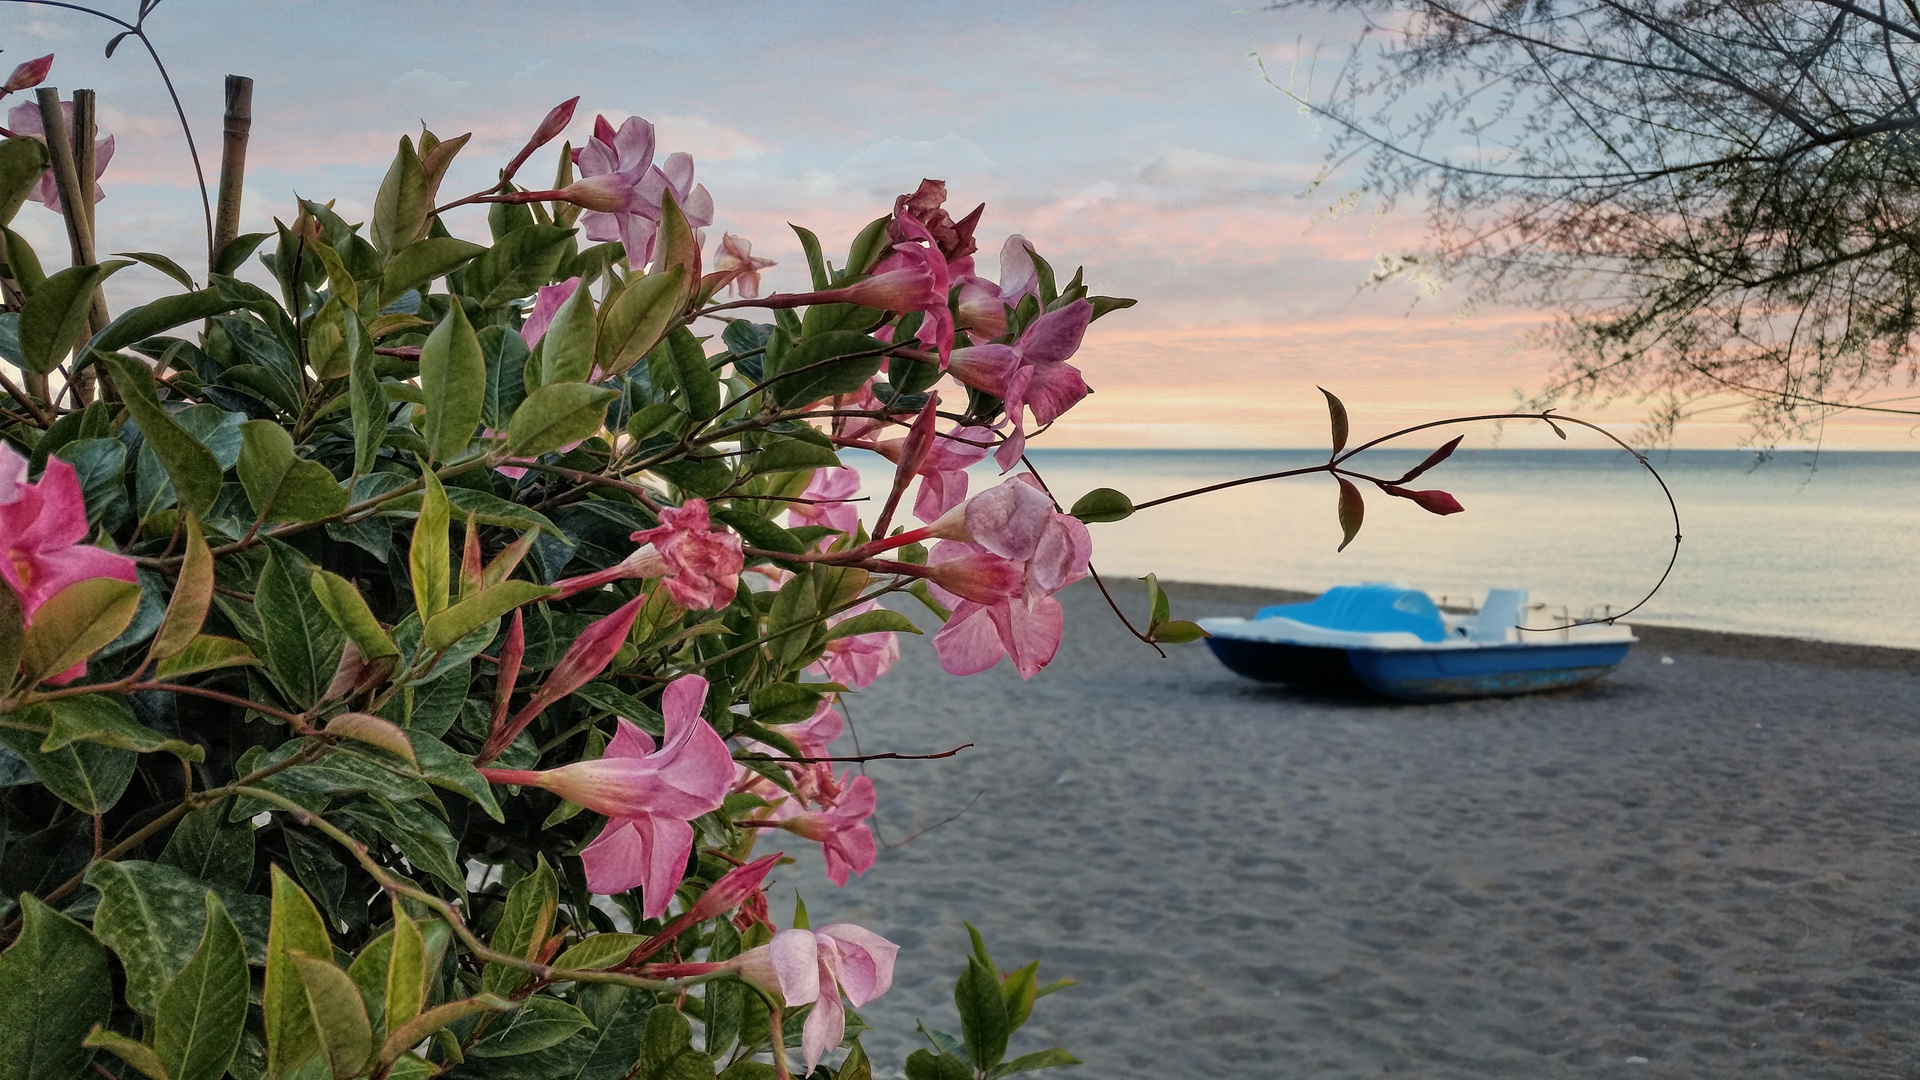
[[840, 447, 1920, 650]]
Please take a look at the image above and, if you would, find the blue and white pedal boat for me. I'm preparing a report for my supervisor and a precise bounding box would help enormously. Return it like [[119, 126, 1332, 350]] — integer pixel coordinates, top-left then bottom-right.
[[1198, 584, 1635, 702]]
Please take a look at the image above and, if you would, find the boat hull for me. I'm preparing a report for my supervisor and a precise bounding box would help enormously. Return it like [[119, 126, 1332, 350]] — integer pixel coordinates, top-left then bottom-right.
[[1206, 637, 1632, 701]]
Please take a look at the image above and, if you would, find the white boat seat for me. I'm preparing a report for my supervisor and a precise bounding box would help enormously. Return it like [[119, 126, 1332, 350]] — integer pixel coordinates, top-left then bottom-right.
[[1466, 589, 1529, 642]]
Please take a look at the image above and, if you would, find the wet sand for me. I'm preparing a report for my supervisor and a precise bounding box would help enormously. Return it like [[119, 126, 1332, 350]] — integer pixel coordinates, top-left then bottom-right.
[[766, 579, 1920, 1079]]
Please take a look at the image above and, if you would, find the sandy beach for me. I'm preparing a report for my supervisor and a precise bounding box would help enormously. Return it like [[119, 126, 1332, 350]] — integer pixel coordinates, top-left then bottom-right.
[[764, 579, 1920, 1079]]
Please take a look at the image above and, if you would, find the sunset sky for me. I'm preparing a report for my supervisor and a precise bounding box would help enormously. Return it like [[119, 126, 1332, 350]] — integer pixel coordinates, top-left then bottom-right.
[[8, 0, 1915, 449]]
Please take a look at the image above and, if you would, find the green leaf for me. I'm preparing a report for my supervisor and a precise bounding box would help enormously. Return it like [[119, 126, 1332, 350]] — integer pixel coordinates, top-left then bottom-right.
[[347, 307, 386, 478], [769, 331, 884, 408], [661, 326, 719, 420], [1320, 386, 1349, 457], [1335, 476, 1364, 552], [1068, 488, 1132, 524], [53, 437, 128, 533], [421, 580, 556, 654], [989, 1049, 1082, 1077], [112, 250, 198, 291], [83, 289, 243, 364], [154, 635, 260, 680], [151, 516, 214, 663], [82, 1030, 169, 1080], [742, 439, 840, 476], [411, 471, 451, 623], [382, 485, 564, 538], [304, 297, 353, 381], [791, 224, 829, 289], [550, 933, 646, 973], [653, 456, 733, 499], [289, 953, 372, 1080], [85, 861, 221, 1017], [324, 713, 417, 767], [258, 540, 345, 710], [0, 581, 19, 685], [711, 508, 806, 557], [637, 1004, 711, 1080], [747, 683, 823, 726], [0, 894, 112, 1080], [595, 267, 683, 377], [1151, 619, 1208, 644], [0, 711, 136, 815], [956, 957, 1010, 1071], [408, 733, 504, 822], [464, 224, 573, 309], [100, 351, 223, 516], [419, 300, 487, 463], [903, 1050, 972, 1080], [0, 135, 52, 226], [39, 693, 204, 762], [541, 278, 598, 384], [159, 804, 255, 891], [239, 422, 349, 524], [482, 856, 557, 997], [479, 325, 529, 431], [468, 997, 593, 1059], [18, 577, 141, 686], [213, 233, 271, 277], [265, 867, 331, 1079], [310, 569, 402, 661], [18, 261, 128, 375], [385, 905, 427, 1038], [154, 893, 249, 1080], [374, 998, 507, 1073], [825, 608, 921, 641], [505, 383, 618, 458], [371, 136, 430, 257], [1142, 573, 1170, 628], [382, 237, 484, 305]]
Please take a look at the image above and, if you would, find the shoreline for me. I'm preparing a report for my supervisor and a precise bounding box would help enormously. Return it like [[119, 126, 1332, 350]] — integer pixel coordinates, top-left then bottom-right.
[[1153, 578, 1920, 673]]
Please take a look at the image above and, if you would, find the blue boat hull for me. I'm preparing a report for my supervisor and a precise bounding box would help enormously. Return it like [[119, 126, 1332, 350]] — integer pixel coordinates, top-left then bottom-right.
[[1206, 637, 1632, 701]]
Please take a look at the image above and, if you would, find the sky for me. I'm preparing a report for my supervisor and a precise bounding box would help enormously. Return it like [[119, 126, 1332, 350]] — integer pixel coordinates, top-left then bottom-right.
[[7, 0, 1917, 449]]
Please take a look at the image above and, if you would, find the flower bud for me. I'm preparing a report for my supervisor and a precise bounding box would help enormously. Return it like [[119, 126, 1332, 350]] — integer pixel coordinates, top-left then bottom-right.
[[3, 54, 53, 95], [502, 96, 579, 181], [1383, 485, 1464, 515]]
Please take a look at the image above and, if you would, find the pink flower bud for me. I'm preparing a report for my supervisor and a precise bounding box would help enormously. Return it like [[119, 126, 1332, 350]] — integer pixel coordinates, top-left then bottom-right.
[[1383, 485, 1464, 515], [3, 54, 53, 95], [502, 96, 579, 181], [684, 855, 780, 925]]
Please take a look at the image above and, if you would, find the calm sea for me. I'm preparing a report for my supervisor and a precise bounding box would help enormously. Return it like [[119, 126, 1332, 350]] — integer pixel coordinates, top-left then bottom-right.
[[840, 448, 1920, 650]]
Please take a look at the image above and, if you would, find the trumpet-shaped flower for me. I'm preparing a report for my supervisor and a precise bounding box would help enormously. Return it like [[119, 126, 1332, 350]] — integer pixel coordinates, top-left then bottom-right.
[[947, 298, 1092, 469], [481, 674, 732, 914], [731, 924, 899, 1072], [630, 498, 744, 610], [775, 774, 877, 887], [714, 233, 776, 297], [809, 601, 900, 689], [573, 115, 714, 268], [954, 234, 1040, 340], [0, 444, 138, 622], [890, 179, 983, 268], [786, 466, 862, 538], [8, 98, 112, 213]]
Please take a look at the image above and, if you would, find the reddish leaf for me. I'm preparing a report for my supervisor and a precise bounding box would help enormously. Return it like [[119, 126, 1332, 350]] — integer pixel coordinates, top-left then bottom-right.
[[1319, 387, 1349, 457], [1335, 477, 1364, 551], [1393, 435, 1463, 484], [1383, 485, 1465, 516]]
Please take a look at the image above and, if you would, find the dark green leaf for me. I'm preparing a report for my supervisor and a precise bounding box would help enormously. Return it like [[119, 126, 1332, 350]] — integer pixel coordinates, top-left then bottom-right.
[[40, 693, 203, 762], [747, 682, 822, 726], [0, 136, 52, 226], [825, 608, 921, 640], [637, 1005, 712, 1080], [347, 305, 386, 477], [54, 437, 128, 533], [480, 325, 530, 431], [595, 268, 683, 377], [540, 278, 598, 385], [904, 1050, 972, 1080], [506, 383, 617, 458], [660, 327, 718, 420], [372, 136, 430, 257], [113, 250, 198, 291], [159, 803, 256, 891], [101, 351, 223, 516], [419, 301, 486, 463], [989, 1049, 1082, 1077], [956, 957, 1010, 1070], [1320, 386, 1349, 457], [257, 539, 345, 709], [382, 237, 484, 306], [238, 421, 349, 524], [743, 439, 840, 476], [464, 225, 573, 309], [1068, 488, 1132, 524], [482, 856, 557, 997], [0, 709, 136, 815], [154, 892, 249, 1080], [769, 332, 885, 408], [1335, 476, 1364, 552], [0, 895, 111, 1080], [467, 997, 593, 1059], [711, 509, 805, 557], [18, 261, 128, 375], [85, 860, 223, 1017]]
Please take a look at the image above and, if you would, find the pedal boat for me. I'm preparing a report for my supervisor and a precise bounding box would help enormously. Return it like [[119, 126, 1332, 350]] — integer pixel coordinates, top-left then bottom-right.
[[1198, 584, 1635, 702]]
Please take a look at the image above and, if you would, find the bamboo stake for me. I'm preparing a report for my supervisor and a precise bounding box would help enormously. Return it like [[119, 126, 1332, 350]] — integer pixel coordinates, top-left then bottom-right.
[[34, 87, 113, 405], [71, 89, 106, 402], [213, 75, 252, 273]]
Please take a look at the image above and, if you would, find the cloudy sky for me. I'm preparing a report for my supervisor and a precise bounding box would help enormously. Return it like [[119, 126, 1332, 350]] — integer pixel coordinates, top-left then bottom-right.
[[8, 0, 1912, 448]]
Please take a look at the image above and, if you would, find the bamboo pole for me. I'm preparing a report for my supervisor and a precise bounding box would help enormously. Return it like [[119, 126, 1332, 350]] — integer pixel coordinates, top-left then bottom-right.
[[213, 75, 253, 273], [34, 87, 113, 406]]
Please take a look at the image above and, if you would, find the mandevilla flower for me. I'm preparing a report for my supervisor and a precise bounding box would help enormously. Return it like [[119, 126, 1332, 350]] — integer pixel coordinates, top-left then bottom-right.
[[947, 297, 1093, 469], [773, 773, 877, 887], [630, 498, 744, 610], [810, 601, 900, 689], [573, 114, 714, 267], [714, 233, 776, 298], [731, 924, 899, 1073], [7, 98, 112, 213], [787, 466, 862, 538], [955, 234, 1041, 340], [0, 444, 138, 640], [519, 276, 580, 348], [890, 178, 983, 268], [2, 54, 53, 96], [481, 674, 732, 913]]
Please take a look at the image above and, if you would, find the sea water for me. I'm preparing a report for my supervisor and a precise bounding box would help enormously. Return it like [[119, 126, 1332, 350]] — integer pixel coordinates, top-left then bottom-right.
[[838, 448, 1920, 649]]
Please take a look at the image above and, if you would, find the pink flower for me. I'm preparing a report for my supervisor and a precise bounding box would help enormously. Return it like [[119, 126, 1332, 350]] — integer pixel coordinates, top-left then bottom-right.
[[732, 924, 898, 1073], [786, 466, 862, 539], [477, 594, 645, 764], [7, 98, 111, 213], [890, 179, 983, 268], [910, 425, 993, 522], [947, 298, 1093, 470], [573, 115, 714, 267], [714, 233, 776, 298], [809, 601, 899, 689], [0, 444, 138, 648], [775, 774, 877, 887], [921, 477, 1091, 679], [481, 674, 732, 914], [520, 276, 581, 349], [868, 213, 955, 363], [630, 498, 744, 611], [3, 54, 53, 96], [954, 234, 1041, 340]]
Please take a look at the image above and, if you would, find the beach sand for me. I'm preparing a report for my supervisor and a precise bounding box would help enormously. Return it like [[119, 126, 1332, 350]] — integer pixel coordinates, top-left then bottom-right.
[[762, 579, 1920, 1079]]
